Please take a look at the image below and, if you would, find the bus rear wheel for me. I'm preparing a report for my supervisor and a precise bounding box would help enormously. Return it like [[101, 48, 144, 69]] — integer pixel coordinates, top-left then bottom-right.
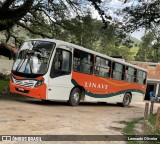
[[122, 93, 131, 107], [68, 87, 81, 106]]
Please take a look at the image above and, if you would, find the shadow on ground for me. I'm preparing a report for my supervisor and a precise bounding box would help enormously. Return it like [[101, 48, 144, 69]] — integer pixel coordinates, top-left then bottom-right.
[[0, 92, 136, 108]]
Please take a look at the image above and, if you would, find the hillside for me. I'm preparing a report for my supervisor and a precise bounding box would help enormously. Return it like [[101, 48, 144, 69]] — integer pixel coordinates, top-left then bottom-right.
[[130, 36, 141, 46]]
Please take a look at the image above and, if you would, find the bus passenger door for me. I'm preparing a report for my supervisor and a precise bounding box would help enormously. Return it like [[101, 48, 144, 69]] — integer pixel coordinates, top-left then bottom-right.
[[48, 47, 73, 100]]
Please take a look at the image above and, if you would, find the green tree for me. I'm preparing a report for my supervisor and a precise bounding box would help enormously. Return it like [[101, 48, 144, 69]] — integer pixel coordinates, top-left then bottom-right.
[[57, 14, 133, 59], [0, 0, 136, 61], [61, 14, 102, 49], [0, 0, 33, 31], [122, 0, 160, 32], [0, 0, 113, 32], [135, 28, 160, 62]]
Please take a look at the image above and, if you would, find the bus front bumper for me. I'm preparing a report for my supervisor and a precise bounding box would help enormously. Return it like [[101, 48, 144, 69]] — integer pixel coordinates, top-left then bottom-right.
[[10, 81, 47, 100]]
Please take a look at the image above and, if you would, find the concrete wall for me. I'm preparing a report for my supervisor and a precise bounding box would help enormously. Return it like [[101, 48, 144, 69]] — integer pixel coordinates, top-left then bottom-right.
[[0, 58, 14, 74]]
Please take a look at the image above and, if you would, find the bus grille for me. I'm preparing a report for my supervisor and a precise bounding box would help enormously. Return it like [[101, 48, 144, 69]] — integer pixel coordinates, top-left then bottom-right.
[[12, 77, 36, 88]]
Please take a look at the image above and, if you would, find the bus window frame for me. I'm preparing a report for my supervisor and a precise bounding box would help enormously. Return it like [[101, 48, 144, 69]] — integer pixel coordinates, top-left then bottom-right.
[[111, 62, 125, 81], [125, 66, 137, 83], [73, 49, 94, 75], [50, 48, 72, 78], [137, 70, 147, 85], [94, 56, 111, 78]]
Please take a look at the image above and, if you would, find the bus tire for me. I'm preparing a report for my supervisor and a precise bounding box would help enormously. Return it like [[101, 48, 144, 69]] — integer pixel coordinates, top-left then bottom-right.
[[122, 93, 131, 107], [68, 87, 81, 106]]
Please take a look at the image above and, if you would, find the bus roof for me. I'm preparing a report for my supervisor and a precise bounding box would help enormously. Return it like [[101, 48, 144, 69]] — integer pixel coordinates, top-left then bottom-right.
[[27, 38, 147, 72]]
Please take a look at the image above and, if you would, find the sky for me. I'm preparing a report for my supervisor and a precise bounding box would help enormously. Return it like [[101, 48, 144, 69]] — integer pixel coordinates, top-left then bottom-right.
[[131, 30, 145, 40]]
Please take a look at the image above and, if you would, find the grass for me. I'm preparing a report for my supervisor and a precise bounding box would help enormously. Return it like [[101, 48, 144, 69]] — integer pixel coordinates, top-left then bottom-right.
[[148, 114, 160, 136], [119, 118, 143, 144], [148, 114, 156, 126], [0, 92, 28, 100], [120, 115, 160, 144], [0, 79, 9, 91], [0, 79, 31, 101], [120, 118, 143, 135]]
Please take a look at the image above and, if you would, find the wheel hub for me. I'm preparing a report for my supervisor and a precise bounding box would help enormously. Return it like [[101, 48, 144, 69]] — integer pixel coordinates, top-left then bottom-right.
[[73, 93, 79, 103], [124, 96, 130, 105]]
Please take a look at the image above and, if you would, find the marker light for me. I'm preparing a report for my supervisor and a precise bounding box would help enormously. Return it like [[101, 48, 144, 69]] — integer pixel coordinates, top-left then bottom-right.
[[35, 78, 44, 87]]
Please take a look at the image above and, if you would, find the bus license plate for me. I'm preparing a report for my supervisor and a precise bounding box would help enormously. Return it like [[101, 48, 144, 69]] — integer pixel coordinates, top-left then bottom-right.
[[18, 88, 24, 91]]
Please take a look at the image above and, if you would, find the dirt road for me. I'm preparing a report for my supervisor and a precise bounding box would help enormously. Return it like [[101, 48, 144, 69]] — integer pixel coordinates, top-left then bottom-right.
[[0, 93, 159, 143]]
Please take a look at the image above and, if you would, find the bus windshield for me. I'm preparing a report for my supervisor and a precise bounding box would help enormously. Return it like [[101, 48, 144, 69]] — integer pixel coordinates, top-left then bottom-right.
[[12, 40, 55, 75]]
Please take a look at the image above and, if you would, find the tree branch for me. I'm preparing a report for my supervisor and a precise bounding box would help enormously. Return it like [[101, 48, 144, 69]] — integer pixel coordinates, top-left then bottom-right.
[[17, 22, 52, 38]]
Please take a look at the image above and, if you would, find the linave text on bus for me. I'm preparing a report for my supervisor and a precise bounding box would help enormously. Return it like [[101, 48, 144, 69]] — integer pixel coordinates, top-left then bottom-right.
[[85, 82, 108, 90]]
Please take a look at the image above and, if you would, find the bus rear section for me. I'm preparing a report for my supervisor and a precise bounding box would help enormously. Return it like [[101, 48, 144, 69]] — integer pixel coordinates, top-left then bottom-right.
[[70, 49, 147, 106], [10, 39, 147, 107]]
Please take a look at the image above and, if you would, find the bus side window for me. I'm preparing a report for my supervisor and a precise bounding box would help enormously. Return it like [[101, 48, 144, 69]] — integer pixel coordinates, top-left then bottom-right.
[[126, 67, 136, 83], [112, 62, 124, 80], [137, 70, 146, 84], [73, 49, 81, 71], [73, 49, 93, 74], [94, 56, 110, 78], [50, 48, 72, 78]]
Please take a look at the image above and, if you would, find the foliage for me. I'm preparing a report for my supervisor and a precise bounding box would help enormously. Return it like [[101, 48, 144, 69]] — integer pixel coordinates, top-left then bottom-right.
[[129, 46, 139, 61], [0, 73, 10, 81], [0, 0, 112, 34], [0, 80, 9, 91], [135, 27, 160, 62], [2, 0, 158, 62], [120, 118, 143, 135], [0, 0, 33, 31], [121, 0, 160, 64], [53, 14, 134, 59], [1, 1, 160, 35], [120, 115, 160, 144], [1, 9, 136, 60], [148, 114, 156, 126], [122, 0, 160, 32]]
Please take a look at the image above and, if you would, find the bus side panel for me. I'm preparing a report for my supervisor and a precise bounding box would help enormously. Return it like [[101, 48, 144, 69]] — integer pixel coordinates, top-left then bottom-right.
[[83, 92, 144, 103], [72, 71, 146, 102], [131, 92, 145, 102], [83, 94, 124, 103]]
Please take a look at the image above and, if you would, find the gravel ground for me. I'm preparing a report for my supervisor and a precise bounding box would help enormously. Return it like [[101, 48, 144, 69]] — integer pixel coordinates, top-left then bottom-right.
[[0, 93, 159, 144]]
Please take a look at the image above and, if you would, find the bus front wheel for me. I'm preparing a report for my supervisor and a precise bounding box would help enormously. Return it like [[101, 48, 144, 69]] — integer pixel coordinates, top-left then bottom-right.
[[68, 87, 81, 106], [122, 93, 131, 107]]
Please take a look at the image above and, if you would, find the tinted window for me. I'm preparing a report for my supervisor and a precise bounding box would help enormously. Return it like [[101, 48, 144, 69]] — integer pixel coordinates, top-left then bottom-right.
[[62, 51, 71, 72], [126, 67, 137, 82], [94, 56, 110, 78], [112, 62, 125, 80], [73, 49, 93, 74], [50, 48, 72, 78], [137, 70, 146, 84]]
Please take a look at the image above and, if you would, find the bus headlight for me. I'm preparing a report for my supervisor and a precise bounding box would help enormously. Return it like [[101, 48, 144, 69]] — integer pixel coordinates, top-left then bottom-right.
[[35, 78, 44, 87]]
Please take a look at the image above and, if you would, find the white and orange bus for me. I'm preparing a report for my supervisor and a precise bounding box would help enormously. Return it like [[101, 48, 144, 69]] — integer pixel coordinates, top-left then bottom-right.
[[10, 39, 147, 106]]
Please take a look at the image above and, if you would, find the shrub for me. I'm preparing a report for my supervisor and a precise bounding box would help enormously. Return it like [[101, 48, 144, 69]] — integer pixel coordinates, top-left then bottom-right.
[[0, 73, 10, 81]]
